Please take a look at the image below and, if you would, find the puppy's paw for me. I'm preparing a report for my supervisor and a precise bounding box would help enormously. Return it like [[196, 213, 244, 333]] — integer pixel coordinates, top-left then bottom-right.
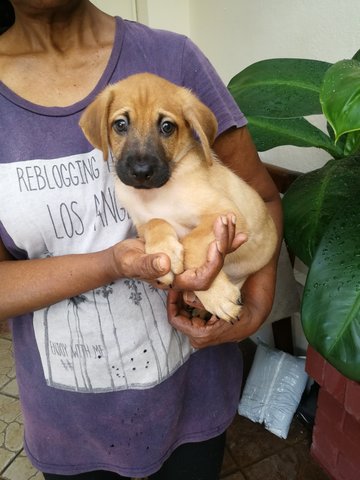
[[157, 270, 175, 286], [165, 238, 184, 276], [195, 279, 242, 322], [146, 237, 184, 286]]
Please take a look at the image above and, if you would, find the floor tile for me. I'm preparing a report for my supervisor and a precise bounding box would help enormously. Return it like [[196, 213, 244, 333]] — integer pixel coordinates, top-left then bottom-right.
[[220, 446, 238, 477], [221, 471, 246, 480], [0, 322, 11, 340], [0, 380, 19, 399], [242, 440, 330, 480], [0, 339, 16, 391], [226, 414, 287, 468], [284, 415, 309, 445], [0, 394, 23, 475], [1, 450, 43, 480]]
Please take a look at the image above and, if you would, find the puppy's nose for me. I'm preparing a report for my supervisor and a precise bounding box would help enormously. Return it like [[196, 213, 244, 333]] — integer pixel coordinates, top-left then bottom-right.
[[116, 151, 170, 189], [130, 161, 154, 181]]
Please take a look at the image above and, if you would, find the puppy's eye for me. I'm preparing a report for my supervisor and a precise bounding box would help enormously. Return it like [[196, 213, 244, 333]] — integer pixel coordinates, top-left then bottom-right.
[[159, 120, 176, 137], [113, 117, 129, 134]]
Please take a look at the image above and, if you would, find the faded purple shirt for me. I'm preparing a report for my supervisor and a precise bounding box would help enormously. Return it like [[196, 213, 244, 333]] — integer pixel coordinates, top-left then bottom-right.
[[0, 17, 246, 477]]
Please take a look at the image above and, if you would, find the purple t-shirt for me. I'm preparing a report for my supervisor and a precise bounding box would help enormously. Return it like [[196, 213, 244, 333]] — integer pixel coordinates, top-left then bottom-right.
[[0, 18, 246, 477]]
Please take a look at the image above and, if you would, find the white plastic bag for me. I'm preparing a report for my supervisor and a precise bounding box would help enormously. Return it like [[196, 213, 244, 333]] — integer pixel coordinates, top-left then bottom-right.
[[238, 342, 308, 439]]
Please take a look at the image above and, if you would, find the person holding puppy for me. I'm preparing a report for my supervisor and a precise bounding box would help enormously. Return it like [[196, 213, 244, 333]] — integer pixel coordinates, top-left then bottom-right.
[[0, 1, 282, 479]]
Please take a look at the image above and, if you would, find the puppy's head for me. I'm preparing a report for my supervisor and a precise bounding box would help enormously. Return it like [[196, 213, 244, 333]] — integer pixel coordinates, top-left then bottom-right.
[[79, 73, 218, 189]]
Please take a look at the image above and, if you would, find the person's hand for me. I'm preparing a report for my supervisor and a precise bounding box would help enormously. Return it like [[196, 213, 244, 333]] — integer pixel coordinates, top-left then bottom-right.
[[167, 262, 277, 349], [166, 212, 278, 349], [172, 213, 247, 291], [108, 213, 246, 286], [109, 237, 171, 282]]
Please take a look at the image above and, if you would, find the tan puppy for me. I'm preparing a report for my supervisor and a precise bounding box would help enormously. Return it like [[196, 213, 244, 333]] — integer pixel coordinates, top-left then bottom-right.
[[80, 73, 277, 321]]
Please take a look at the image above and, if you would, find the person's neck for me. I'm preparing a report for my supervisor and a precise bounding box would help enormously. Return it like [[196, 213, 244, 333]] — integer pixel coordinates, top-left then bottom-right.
[[7, 1, 113, 55]]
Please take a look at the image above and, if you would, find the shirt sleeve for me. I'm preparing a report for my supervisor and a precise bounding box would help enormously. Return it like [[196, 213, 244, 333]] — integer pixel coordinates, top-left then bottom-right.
[[180, 37, 247, 136]]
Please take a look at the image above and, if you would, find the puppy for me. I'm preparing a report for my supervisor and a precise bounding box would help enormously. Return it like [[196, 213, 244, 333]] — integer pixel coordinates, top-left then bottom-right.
[[80, 73, 277, 322]]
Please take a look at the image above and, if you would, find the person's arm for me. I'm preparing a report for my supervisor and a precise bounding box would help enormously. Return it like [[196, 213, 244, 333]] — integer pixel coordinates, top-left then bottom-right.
[[167, 126, 283, 348], [0, 237, 171, 322], [0, 214, 244, 322]]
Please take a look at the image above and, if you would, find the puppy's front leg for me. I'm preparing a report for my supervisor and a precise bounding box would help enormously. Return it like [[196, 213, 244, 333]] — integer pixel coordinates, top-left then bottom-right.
[[138, 219, 184, 285]]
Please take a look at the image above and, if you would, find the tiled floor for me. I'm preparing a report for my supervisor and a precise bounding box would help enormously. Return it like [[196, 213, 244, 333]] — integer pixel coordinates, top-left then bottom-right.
[[0, 324, 330, 480]]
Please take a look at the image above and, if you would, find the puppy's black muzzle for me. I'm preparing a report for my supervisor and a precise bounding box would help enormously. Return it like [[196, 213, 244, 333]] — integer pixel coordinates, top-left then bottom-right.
[[116, 152, 170, 189]]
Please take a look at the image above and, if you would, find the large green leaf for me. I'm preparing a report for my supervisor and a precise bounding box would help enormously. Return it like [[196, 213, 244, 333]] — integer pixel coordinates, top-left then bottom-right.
[[344, 130, 360, 156], [247, 115, 342, 156], [228, 58, 331, 118], [283, 156, 360, 266], [320, 59, 360, 141], [352, 48, 360, 61], [301, 206, 360, 381]]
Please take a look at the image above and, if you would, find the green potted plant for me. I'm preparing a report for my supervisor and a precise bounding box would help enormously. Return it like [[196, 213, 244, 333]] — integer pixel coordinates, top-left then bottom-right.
[[228, 51, 360, 381]]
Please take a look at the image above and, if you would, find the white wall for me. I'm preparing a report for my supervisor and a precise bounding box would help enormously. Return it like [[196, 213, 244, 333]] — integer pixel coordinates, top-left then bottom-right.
[[189, 0, 360, 84], [92, 0, 190, 34], [92, 0, 137, 19], [136, 0, 190, 36], [97, 0, 360, 171], [95, 0, 360, 84], [188, 0, 360, 172]]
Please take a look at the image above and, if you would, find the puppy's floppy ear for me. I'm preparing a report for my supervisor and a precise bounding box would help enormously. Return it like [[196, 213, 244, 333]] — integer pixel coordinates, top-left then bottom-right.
[[181, 90, 218, 165], [79, 87, 114, 161]]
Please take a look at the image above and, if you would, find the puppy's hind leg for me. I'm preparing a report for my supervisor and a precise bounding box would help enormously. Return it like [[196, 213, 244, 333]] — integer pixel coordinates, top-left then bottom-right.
[[195, 272, 243, 322], [181, 218, 242, 322]]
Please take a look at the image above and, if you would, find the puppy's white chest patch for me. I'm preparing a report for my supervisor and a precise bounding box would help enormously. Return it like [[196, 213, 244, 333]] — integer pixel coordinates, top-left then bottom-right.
[[115, 179, 195, 238]]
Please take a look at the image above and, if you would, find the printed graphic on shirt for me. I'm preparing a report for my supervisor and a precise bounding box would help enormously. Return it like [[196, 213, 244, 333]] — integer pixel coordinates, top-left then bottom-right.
[[0, 150, 192, 392]]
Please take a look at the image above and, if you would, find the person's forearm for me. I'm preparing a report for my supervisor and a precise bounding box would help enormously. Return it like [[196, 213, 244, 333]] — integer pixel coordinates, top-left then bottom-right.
[[214, 126, 284, 330], [0, 237, 172, 321], [0, 249, 116, 321], [240, 194, 283, 328]]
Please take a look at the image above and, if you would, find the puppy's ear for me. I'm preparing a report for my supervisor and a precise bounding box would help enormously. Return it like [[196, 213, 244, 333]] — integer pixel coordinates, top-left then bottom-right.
[[79, 87, 114, 161], [182, 91, 218, 165]]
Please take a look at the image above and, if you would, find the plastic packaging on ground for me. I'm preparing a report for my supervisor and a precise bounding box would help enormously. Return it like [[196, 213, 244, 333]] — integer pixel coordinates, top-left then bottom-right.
[[238, 342, 308, 439]]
